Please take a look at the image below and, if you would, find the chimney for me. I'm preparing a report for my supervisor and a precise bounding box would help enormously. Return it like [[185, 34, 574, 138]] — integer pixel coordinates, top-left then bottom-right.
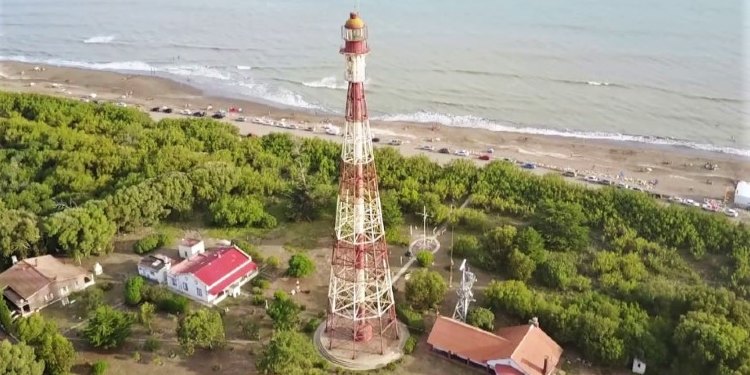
[[529, 316, 539, 327], [543, 356, 549, 375], [11, 256, 18, 265]]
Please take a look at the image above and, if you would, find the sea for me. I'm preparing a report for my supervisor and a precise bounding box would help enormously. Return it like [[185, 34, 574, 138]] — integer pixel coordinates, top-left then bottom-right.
[[1, 0, 748, 156]]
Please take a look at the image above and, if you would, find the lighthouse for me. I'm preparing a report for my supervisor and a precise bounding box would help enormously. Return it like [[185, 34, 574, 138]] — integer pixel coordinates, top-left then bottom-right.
[[324, 12, 400, 359]]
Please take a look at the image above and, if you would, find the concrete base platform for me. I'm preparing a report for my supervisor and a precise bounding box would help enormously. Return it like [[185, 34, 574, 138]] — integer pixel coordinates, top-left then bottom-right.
[[314, 321, 409, 371]]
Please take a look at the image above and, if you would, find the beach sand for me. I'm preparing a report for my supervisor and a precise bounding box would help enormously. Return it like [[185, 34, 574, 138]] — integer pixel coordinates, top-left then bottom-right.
[[1, 60, 748, 205]]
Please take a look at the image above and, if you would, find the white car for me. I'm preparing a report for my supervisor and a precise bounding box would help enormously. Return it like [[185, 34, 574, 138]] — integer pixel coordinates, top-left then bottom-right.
[[420, 145, 435, 151], [455, 150, 470, 157], [487, 148, 495, 154], [724, 208, 739, 218], [584, 175, 599, 183]]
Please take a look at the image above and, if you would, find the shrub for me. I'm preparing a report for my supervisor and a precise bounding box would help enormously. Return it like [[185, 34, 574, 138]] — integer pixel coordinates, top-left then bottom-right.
[[266, 256, 280, 269], [124, 276, 144, 306], [416, 251, 434, 267], [134, 233, 168, 254], [396, 305, 425, 333], [234, 239, 265, 264], [287, 253, 315, 278], [304, 317, 322, 333], [252, 278, 271, 290], [403, 336, 417, 355], [158, 295, 189, 315], [467, 307, 495, 331], [143, 337, 161, 352], [240, 319, 260, 340], [91, 360, 108, 375], [252, 294, 266, 306]]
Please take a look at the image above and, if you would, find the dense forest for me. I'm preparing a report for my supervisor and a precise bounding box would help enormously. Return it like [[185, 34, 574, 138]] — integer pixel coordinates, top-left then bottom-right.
[[1, 92, 749, 374]]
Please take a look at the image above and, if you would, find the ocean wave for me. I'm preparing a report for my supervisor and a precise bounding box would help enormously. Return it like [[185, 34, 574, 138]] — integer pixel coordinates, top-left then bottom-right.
[[302, 76, 347, 90], [373, 111, 750, 158], [236, 65, 252, 70], [83, 35, 115, 44], [0, 55, 231, 81], [232, 81, 327, 111]]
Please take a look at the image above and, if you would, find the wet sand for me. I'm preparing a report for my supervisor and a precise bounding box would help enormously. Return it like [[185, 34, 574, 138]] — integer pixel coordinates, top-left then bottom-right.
[[1, 60, 748, 204]]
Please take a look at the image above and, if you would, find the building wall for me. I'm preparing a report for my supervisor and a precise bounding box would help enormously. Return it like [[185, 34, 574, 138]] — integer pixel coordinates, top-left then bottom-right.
[[25, 274, 94, 314], [168, 273, 209, 304], [138, 266, 168, 284], [736, 182, 750, 206]]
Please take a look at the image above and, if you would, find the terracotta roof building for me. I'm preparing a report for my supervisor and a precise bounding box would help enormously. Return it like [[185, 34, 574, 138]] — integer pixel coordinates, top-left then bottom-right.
[[427, 316, 563, 375], [0, 255, 95, 316]]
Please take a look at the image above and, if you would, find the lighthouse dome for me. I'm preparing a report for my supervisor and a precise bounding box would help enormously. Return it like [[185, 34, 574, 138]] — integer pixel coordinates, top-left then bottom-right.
[[345, 12, 365, 29]]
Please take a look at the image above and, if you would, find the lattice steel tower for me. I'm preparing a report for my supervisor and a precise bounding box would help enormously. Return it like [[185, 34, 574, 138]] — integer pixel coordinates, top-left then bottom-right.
[[326, 11, 399, 357]]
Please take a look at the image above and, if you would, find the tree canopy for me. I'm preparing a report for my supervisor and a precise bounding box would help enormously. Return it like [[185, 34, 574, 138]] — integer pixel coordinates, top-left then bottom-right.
[[84, 305, 133, 349], [176, 308, 226, 356], [256, 331, 327, 375], [405, 269, 447, 311], [0, 340, 45, 375]]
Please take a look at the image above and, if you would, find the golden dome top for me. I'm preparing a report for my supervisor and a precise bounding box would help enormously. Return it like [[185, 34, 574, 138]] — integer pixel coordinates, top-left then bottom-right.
[[344, 12, 365, 29]]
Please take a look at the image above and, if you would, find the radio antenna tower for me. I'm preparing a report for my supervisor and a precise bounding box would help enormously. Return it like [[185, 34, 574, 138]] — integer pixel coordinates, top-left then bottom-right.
[[325, 11, 399, 358], [452, 259, 477, 322]]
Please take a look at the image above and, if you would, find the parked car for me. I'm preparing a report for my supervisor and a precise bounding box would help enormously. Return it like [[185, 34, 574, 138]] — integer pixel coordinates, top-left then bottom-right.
[[163, 107, 173, 114], [478, 154, 491, 161], [438, 148, 450, 154], [486, 148, 494, 154], [562, 170, 577, 177], [372, 137, 380, 143], [455, 150, 470, 157], [389, 139, 403, 146], [235, 116, 246, 122], [420, 145, 436, 151], [522, 163, 536, 169], [724, 208, 739, 218], [212, 112, 226, 119], [584, 175, 599, 183], [192, 111, 206, 117], [150, 106, 161, 112]]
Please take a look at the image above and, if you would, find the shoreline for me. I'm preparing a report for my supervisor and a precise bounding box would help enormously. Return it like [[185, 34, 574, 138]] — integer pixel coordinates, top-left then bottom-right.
[[1, 60, 748, 205]]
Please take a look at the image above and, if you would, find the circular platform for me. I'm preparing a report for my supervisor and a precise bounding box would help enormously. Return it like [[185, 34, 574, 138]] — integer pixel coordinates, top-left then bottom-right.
[[314, 321, 410, 371]]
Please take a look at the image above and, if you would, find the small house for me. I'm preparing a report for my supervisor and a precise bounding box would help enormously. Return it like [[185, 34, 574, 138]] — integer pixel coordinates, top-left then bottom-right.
[[137, 254, 173, 284], [0, 255, 95, 316], [178, 238, 205, 259], [735, 181, 750, 207]]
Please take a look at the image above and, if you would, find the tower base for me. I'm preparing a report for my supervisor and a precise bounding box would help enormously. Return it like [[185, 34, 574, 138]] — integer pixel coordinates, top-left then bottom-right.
[[314, 321, 409, 371]]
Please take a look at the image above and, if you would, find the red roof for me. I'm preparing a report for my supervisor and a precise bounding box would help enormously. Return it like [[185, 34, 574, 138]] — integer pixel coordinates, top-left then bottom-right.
[[208, 261, 257, 295], [427, 316, 563, 375], [171, 246, 256, 293]]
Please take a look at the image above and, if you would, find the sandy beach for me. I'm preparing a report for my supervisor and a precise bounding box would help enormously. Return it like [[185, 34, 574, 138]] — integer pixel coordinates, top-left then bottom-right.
[[1, 61, 748, 206]]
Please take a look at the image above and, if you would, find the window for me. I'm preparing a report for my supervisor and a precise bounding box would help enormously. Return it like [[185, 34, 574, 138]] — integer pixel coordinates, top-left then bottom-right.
[[171, 278, 176, 286], [182, 282, 188, 291], [196, 289, 203, 297]]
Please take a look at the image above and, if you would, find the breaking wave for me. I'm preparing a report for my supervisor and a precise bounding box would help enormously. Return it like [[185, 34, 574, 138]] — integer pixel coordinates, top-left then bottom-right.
[[82, 35, 115, 44], [373, 111, 750, 158]]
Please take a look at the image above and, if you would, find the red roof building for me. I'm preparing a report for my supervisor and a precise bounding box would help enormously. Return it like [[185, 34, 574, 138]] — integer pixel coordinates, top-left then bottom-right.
[[167, 246, 258, 305], [427, 316, 563, 375]]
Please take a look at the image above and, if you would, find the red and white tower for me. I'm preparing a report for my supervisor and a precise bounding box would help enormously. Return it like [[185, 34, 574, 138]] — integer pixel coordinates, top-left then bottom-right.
[[326, 12, 399, 357]]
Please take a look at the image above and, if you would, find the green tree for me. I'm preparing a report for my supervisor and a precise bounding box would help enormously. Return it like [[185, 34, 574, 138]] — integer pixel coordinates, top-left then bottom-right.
[[139, 302, 155, 331], [416, 250, 434, 267], [0, 209, 41, 260], [537, 255, 578, 290], [256, 331, 327, 375], [80, 286, 105, 312], [15, 314, 75, 375], [467, 307, 495, 331], [0, 293, 14, 334], [124, 276, 144, 306], [287, 253, 315, 278], [507, 249, 536, 282], [380, 190, 404, 227], [453, 234, 481, 261], [405, 269, 447, 311], [133, 233, 168, 254], [209, 195, 276, 228], [84, 305, 133, 349], [673, 311, 750, 374], [42, 203, 116, 258], [484, 280, 534, 318], [515, 227, 546, 263], [266, 291, 301, 331], [90, 360, 108, 375], [532, 199, 589, 252], [176, 308, 226, 356], [0, 340, 45, 375]]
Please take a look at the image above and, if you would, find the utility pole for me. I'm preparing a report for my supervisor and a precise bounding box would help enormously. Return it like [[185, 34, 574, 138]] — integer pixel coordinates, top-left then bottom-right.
[[416, 205, 430, 251], [449, 204, 455, 288]]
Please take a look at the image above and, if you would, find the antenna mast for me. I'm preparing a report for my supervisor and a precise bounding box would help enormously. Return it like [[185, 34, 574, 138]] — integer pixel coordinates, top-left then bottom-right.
[[452, 259, 476, 322]]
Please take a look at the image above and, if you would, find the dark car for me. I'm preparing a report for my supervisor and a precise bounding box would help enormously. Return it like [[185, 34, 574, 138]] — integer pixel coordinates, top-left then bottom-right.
[[372, 137, 380, 143], [438, 148, 450, 154], [212, 112, 225, 119], [522, 163, 536, 169], [192, 111, 206, 117], [478, 154, 491, 161], [163, 107, 173, 114], [150, 106, 161, 112], [562, 170, 576, 177]]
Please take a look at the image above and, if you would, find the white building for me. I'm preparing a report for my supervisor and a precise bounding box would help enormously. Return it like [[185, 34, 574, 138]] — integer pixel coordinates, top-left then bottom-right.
[[735, 181, 750, 207], [137, 254, 173, 284], [166, 246, 258, 305], [178, 238, 205, 259]]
